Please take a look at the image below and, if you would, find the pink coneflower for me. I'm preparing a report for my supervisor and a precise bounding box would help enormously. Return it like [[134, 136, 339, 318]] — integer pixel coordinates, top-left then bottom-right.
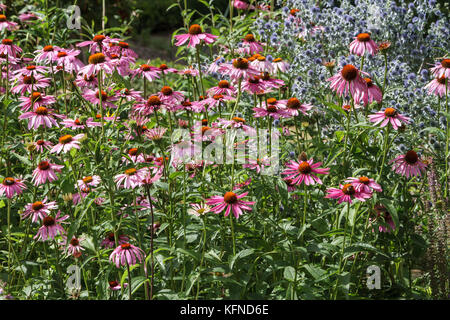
[[430, 58, 450, 78], [77, 175, 101, 189], [0, 15, 18, 31], [74, 73, 98, 88], [373, 205, 396, 233], [206, 191, 255, 219], [131, 62, 160, 82], [78, 52, 113, 77], [325, 183, 371, 204], [201, 94, 234, 111], [50, 134, 84, 154], [188, 203, 211, 217], [219, 58, 259, 80], [61, 117, 101, 129], [233, 0, 254, 10], [114, 167, 147, 189], [34, 45, 62, 64], [106, 53, 133, 76], [18, 106, 61, 130], [134, 95, 164, 116], [13, 64, 48, 77], [101, 232, 129, 248], [207, 80, 237, 96], [34, 211, 69, 241], [19, 92, 56, 112], [240, 34, 263, 55], [243, 157, 270, 174], [344, 176, 382, 194], [253, 97, 289, 119], [424, 75, 450, 98], [158, 86, 184, 105], [34, 139, 53, 152], [144, 127, 167, 141], [250, 55, 273, 73], [0, 177, 26, 198], [368, 107, 410, 130], [282, 158, 329, 185], [283, 97, 312, 117], [83, 89, 118, 108], [284, 179, 297, 192], [390, 150, 427, 178], [327, 64, 368, 103], [11, 74, 51, 95], [32, 160, 64, 186], [116, 88, 143, 102], [349, 33, 378, 56], [179, 65, 200, 77], [217, 117, 255, 133], [158, 63, 178, 74], [260, 72, 285, 92], [21, 197, 57, 223], [64, 236, 85, 257], [242, 75, 266, 94], [54, 49, 84, 73], [108, 40, 138, 59], [271, 58, 290, 73], [18, 12, 41, 23], [364, 78, 383, 104], [109, 243, 145, 268], [174, 24, 218, 48], [108, 280, 128, 291], [77, 34, 112, 53], [0, 38, 22, 57]]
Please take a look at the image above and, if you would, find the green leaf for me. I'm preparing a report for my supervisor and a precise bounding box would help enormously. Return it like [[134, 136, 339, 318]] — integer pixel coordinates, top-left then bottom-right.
[[344, 242, 390, 259], [230, 248, 255, 270], [304, 264, 326, 280], [283, 266, 296, 282]]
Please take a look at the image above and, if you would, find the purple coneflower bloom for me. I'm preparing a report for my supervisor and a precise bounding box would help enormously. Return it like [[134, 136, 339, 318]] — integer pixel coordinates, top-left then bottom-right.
[[157, 86, 184, 105], [219, 58, 259, 80], [50, 134, 84, 154], [207, 80, 237, 96], [114, 167, 147, 189], [109, 243, 145, 268], [18, 106, 61, 130], [363, 78, 383, 104], [131, 62, 160, 82], [77, 34, 112, 53], [206, 191, 255, 219], [54, 49, 84, 73], [0, 177, 26, 198], [22, 197, 57, 223], [349, 33, 378, 56], [0, 38, 22, 57], [101, 232, 129, 248], [77, 175, 101, 189], [240, 34, 263, 55], [271, 58, 290, 73], [188, 203, 211, 217], [34, 211, 69, 241], [327, 64, 368, 104], [282, 159, 329, 186], [174, 24, 218, 48], [32, 160, 64, 186], [19, 92, 56, 112], [424, 75, 449, 97], [430, 58, 450, 78], [390, 150, 427, 178], [0, 14, 19, 31], [368, 107, 410, 130], [283, 97, 313, 117], [12, 74, 50, 95], [34, 45, 62, 64], [78, 52, 113, 77], [344, 176, 382, 194], [325, 183, 371, 204]]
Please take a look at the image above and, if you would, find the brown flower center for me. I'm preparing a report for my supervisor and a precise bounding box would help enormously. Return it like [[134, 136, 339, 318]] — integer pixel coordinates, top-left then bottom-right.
[[188, 24, 203, 35], [248, 76, 260, 83], [437, 76, 446, 85], [267, 98, 277, 105], [232, 117, 245, 123], [32, 201, 44, 211], [341, 64, 358, 81], [35, 106, 48, 115], [59, 134, 73, 144], [356, 33, 371, 42], [2, 177, 15, 186], [159, 64, 168, 70], [218, 80, 230, 88], [201, 119, 208, 125], [384, 107, 397, 117], [23, 75, 35, 84], [245, 34, 256, 42], [125, 168, 137, 175], [57, 51, 68, 58], [147, 95, 161, 106], [213, 94, 224, 100], [107, 232, 115, 241], [121, 243, 131, 250], [232, 58, 249, 70], [342, 184, 355, 195], [2, 39, 12, 45], [287, 97, 301, 109], [266, 105, 278, 113], [70, 238, 80, 246], [118, 41, 129, 48], [93, 35, 106, 43], [298, 161, 312, 174], [88, 53, 106, 64], [31, 92, 42, 102], [0, 15, 7, 22], [36, 140, 45, 145], [273, 58, 283, 63], [404, 150, 418, 164], [38, 161, 50, 170], [224, 192, 238, 204], [359, 176, 370, 184], [161, 86, 173, 96], [140, 64, 151, 71], [83, 176, 93, 183], [441, 59, 450, 68], [95, 90, 108, 101], [201, 126, 211, 134], [364, 78, 373, 87], [43, 216, 55, 227], [43, 45, 54, 52]]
